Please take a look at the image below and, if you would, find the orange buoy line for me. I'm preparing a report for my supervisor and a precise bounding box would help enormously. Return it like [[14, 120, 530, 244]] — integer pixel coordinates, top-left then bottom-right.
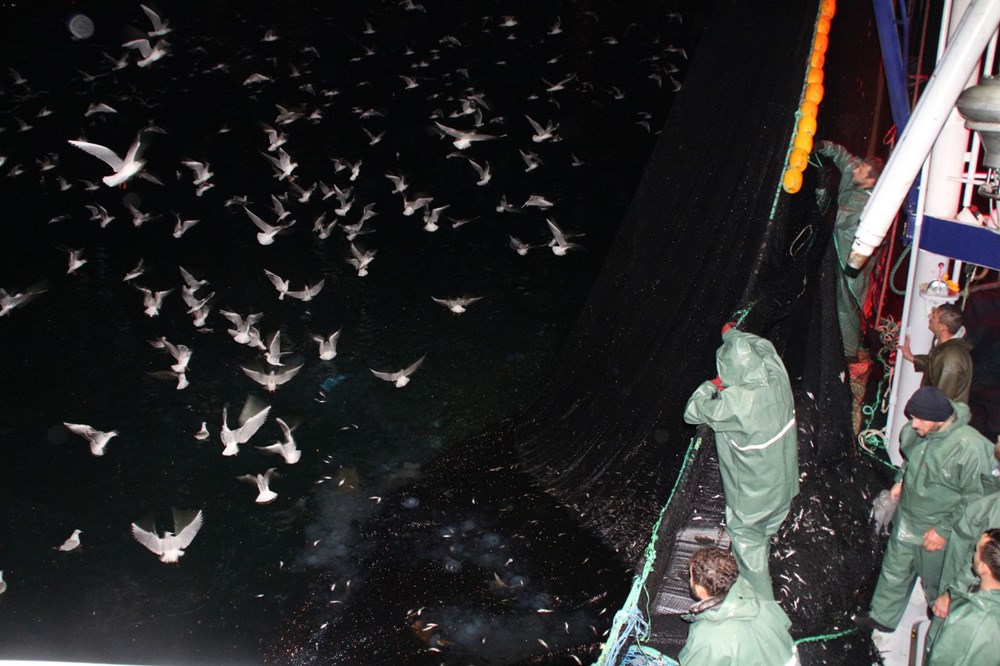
[[782, 0, 836, 194]]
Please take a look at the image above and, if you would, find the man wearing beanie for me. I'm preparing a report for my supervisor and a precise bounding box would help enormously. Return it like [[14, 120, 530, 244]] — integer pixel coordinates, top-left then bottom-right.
[[855, 387, 995, 633]]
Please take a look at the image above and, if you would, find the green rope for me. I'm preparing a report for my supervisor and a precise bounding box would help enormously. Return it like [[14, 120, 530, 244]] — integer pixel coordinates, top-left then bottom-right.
[[594, 436, 703, 666], [794, 627, 857, 645], [889, 243, 911, 296]]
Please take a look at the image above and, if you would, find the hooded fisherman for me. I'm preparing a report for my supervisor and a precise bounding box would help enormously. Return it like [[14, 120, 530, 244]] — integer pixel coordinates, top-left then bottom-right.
[[678, 546, 799, 665], [683, 324, 799, 598]]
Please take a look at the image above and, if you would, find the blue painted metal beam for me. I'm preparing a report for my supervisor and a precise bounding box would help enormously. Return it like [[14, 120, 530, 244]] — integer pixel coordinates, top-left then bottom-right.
[[921, 215, 1000, 270]]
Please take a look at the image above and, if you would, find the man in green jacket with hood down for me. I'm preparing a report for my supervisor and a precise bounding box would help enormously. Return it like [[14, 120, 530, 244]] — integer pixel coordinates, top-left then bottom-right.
[[816, 140, 883, 358], [925, 529, 1000, 665], [679, 546, 799, 665], [856, 387, 995, 633], [684, 325, 799, 599], [932, 439, 1000, 621]]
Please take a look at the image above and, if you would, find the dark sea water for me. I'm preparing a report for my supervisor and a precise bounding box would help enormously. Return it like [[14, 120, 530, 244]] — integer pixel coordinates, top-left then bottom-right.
[[0, 1, 699, 663]]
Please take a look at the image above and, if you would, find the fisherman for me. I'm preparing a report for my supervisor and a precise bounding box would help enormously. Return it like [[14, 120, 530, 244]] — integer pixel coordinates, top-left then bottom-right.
[[900, 303, 974, 404], [683, 323, 799, 598], [855, 387, 995, 633], [924, 529, 1000, 665], [931, 438, 1000, 620], [815, 140, 884, 358], [678, 546, 799, 666]]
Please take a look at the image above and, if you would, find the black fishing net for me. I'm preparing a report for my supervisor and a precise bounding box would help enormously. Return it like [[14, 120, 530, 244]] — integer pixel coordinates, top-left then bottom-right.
[[272, 0, 904, 663]]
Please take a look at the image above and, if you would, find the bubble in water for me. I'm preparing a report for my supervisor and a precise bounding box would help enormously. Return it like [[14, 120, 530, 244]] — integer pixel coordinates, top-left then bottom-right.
[[68, 14, 95, 40], [401, 496, 420, 509], [443, 558, 462, 573]]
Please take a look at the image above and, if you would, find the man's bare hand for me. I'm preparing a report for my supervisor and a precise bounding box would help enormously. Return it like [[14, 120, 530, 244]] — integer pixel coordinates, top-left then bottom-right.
[[932, 593, 951, 618], [899, 335, 914, 363], [890, 482, 903, 502], [923, 527, 947, 551]]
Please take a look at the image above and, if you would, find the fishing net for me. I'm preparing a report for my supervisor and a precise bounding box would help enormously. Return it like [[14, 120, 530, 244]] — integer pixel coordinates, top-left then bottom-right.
[[273, 0, 901, 663]]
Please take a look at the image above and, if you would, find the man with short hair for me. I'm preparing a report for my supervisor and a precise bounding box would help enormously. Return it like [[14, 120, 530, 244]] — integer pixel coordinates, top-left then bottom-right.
[[855, 387, 994, 633], [678, 546, 799, 666], [684, 324, 799, 599], [816, 140, 885, 357], [931, 438, 1000, 620], [924, 529, 1000, 665], [901, 303, 974, 404]]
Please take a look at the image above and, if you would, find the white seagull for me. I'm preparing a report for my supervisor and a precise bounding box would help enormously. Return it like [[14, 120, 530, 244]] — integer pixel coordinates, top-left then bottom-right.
[[263, 269, 290, 299], [256, 417, 301, 464], [140, 4, 171, 36], [67, 131, 147, 186], [370, 355, 425, 388], [244, 206, 295, 245], [63, 422, 119, 456], [312, 330, 341, 360], [220, 403, 271, 457], [56, 529, 83, 552], [432, 295, 483, 314], [546, 218, 583, 255], [433, 121, 504, 150], [131, 509, 204, 564], [241, 364, 304, 393], [136, 286, 173, 317], [347, 243, 376, 277], [238, 468, 279, 504], [286, 279, 325, 302], [219, 310, 264, 345]]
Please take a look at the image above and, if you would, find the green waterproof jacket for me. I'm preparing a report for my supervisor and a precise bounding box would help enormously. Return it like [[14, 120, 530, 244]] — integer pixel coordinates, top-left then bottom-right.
[[684, 330, 799, 522], [913, 336, 975, 405], [816, 140, 873, 268], [892, 402, 994, 545], [926, 588, 1000, 666], [678, 576, 799, 666], [938, 490, 1000, 597]]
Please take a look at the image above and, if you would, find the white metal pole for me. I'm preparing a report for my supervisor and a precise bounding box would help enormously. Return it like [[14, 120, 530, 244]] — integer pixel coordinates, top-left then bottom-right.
[[883, 0, 983, 462], [848, 0, 1000, 269]]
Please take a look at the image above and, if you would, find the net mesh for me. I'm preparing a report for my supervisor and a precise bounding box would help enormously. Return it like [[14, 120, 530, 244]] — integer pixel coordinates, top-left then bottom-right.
[[270, 0, 901, 662]]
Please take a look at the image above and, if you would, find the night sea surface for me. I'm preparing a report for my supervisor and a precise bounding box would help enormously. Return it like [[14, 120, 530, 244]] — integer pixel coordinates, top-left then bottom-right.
[[0, 1, 697, 663]]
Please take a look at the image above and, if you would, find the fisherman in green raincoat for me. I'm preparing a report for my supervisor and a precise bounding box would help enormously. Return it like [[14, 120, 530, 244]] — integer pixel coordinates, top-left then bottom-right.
[[925, 529, 1000, 666], [815, 140, 883, 357], [932, 439, 1000, 620], [856, 388, 995, 633], [684, 325, 799, 598], [679, 546, 799, 666]]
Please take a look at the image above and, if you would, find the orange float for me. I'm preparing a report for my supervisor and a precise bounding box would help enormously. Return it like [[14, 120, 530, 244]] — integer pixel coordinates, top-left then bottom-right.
[[797, 115, 817, 137], [783, 168, 803, 194], [817, 16, 831, 35], [800, 100, 819, 118], [820, 0, 836, 20], [810, 50, 826, 68], [804, 82, 824, 104], [793, 132, 814, 153], [788, 148, 809, 170], [807, 67, 824, 84], [813, 32, 829, 54]]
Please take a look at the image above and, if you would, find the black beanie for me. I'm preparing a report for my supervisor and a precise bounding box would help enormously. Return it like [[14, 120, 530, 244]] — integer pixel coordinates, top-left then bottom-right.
[[904, 387, 954, 422]]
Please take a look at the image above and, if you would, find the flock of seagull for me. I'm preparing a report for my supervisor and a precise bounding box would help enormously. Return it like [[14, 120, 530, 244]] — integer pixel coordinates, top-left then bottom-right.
[[0, 0, 689, 656]]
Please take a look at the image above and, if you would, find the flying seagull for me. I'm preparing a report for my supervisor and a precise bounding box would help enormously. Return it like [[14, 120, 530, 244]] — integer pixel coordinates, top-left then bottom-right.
[[220, 403, 271, 456], [63, 422, 119, 456], [238, 468, 279, 504], [256, 417, 301, 464], [131, 509, 204, 564], [370, 355, 425, 388], [67, 131, 147, 186], [432, 295, 482, 314]]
